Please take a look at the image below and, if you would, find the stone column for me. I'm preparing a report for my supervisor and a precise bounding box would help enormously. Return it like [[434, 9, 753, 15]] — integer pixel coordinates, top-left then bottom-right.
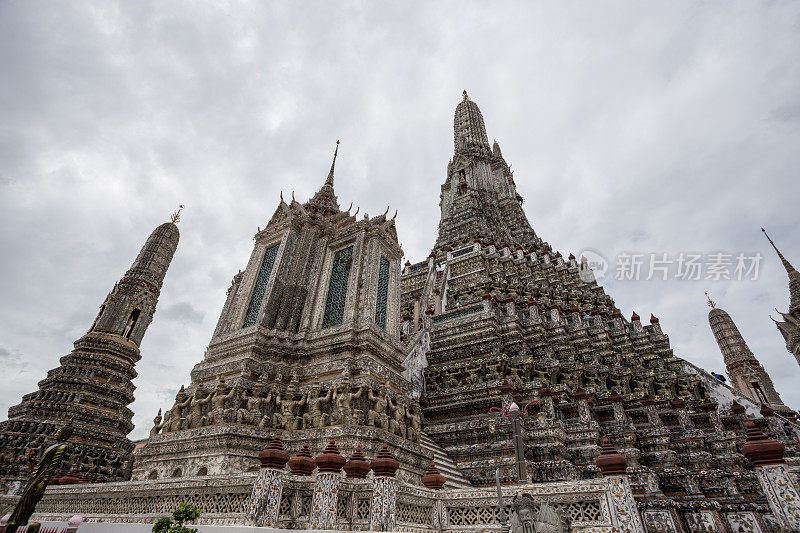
[[370, 443, 400, 531], [742, 420, 800, 531], [596, 438, 648, 533], [309, 440, 346, 530], [573, 388, 594, 424], [246, 435, 289, 527], [422, 462, 447, 533]]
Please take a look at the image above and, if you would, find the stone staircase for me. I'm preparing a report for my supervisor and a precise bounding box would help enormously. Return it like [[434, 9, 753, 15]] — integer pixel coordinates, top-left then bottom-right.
[[419, 432, 472, 489]]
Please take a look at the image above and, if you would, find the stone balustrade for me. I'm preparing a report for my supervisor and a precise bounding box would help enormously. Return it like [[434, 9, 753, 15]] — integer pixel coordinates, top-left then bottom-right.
[[9, 474, 633, 532]]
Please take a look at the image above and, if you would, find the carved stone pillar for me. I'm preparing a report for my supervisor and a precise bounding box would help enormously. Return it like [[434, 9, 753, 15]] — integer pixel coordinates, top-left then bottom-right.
[[246, 436, 289, 527], [370, 444, 400, 531], [371, 475, 399, 531], [742, 420, 800, 531], [596, 439, 645, 533], [310, 471, 342, 529], [309, 440, 346, 530], [433, 498, 448, 533], [573, 388, 594, 424], [422, 462, 447, 532]]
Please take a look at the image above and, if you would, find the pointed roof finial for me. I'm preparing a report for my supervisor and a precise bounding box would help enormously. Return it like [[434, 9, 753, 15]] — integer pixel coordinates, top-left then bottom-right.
[[326, 139, 340, 186], [170, 205, 184, 224], [762, 227, 799, 278], [462, 89, 469, 101], [305, 141, 341, 215], [705, 292, 716, 309]]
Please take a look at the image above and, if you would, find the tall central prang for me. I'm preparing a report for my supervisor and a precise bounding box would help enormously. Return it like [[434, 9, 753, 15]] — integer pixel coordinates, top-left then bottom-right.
[[434, 91, 536, 254], [400, 92, 800, 501]]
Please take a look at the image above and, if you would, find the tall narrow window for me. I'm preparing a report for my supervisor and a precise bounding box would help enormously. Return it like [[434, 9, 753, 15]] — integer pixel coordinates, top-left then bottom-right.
[[243, 244, 279, 327], [322, 246, 354, 328], [90, 305, 105, 332], [375, 256, 390, 329], [123, 309, 140, 339]]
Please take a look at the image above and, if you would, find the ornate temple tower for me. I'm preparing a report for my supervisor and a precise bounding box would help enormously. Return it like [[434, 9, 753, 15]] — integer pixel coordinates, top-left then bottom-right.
[[435, 91, 537, 253], [762, 228, 800, 367], [0, 213, 180, 485], [400, 93, 800, 514], [706, 293, 789, 413], [135, 143, 430, 483]]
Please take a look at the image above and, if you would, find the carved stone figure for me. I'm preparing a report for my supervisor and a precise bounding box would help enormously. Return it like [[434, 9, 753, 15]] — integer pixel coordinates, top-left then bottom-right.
[[331, 376, 364, 426], [508, 494, 568, 533], [406, 402, 421, 442], [367, 384, 390, 430], [485, 361, 502, 381], [169, 386, 191, 431], [271, 382, 305, 430], [464, 365, 481, 385], [207, 381, 237, 425], [237, 388, 269, 426], [387, 395, 407, 438], [303, 384, 333, 429], [188, 387, 211, 429], [150, 409, 162, 436]]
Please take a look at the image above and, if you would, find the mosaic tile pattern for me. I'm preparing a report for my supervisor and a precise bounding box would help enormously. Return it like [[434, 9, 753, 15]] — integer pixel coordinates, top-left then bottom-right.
[[323, 246, 353, 328], [246, 467, 283, 527], [243, 244, 279, 327], [309, 472, 341, 530], [606, 475, 644, 533], [370, 476, 398, 531], [725, 511, 763, 533], [375, 255, 390, 329], [757, 463, 800, 532]]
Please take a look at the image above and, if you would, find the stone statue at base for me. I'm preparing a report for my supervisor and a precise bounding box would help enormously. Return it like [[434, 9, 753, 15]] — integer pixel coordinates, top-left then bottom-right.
[[271, 381, 305, 430], [367, 384, 390, 431], [331, 376, 364, 426], [207, 381, 237, 425], [508, 494, 569, 533], [237, 387, 269, 426], [150, 409, 163, 436], [187, 386, 211, 429], [168, 386, 191, 431], [5, 423, 73, 533], [303, 384, 333, 429], [387, 395, 407, 438], [406, 402, 422, 442]]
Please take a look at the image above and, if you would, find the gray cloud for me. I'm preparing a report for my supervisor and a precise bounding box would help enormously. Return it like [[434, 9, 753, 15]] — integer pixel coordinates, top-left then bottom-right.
[[1, 1, 799, 439], [161, 302, 205, 325]]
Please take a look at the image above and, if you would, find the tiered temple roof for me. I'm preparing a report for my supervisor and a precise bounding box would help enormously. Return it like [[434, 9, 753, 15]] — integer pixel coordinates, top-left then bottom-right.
[[399, 94, 800, 518]]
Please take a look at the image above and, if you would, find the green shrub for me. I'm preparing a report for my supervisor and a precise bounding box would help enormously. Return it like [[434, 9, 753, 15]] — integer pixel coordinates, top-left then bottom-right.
[[152, 502, 200, 533], [172, 502, 201, 524], [152, 517, 172, 533]]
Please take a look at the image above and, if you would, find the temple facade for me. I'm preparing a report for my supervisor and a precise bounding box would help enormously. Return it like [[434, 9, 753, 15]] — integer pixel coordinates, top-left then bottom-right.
[[706, 294, 790, 415], [0, 215, 180, 488], [399, 93, 800, 528], [133, 143, 433, 485], [2, 94, 800, 533]]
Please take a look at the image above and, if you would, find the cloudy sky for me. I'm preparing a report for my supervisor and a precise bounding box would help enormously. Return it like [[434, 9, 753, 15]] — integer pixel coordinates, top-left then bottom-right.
[[1, 2, 799, 440]]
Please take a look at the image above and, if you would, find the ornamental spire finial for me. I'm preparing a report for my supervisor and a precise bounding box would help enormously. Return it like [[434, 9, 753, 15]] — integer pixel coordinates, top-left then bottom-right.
[[462, 90, 469, 101], [326, 139, 340, 187], [170, 205, 184, 224], [705, 292, 716, 309], [762, 227, 799, 278]]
